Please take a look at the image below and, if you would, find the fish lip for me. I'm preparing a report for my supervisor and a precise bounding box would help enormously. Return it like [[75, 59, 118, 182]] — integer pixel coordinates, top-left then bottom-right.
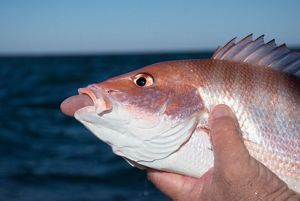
[[78, 84, 113, 115]]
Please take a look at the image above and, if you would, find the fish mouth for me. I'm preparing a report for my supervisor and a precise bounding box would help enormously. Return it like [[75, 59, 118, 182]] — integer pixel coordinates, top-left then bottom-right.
[[78, 84, 113, 115]]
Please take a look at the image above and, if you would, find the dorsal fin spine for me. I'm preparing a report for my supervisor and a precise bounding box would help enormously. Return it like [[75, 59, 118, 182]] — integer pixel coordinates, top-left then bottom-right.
[[281, 57, 300, 71], [244, 39, 276, 63], [283, 59, 300, 73], [271, 52, 300, 70], [257, 44, 290, 66], [212, 34, 300, 78], [212, 37, 236, 58], [220, 34, 253, 60], [268, 52, 292, 69], [232, 35, 264, 61]]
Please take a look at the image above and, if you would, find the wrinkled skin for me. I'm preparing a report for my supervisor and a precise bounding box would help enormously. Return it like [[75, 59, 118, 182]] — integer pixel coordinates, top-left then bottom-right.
[[148, 105, 300, 201]]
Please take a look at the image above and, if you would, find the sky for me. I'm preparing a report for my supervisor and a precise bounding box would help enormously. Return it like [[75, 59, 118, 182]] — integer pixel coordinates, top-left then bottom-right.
[[0, 0, 299, 55]]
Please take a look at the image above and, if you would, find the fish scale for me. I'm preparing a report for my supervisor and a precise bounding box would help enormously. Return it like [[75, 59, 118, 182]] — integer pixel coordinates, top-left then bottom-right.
[[192, 59, 299, 189]]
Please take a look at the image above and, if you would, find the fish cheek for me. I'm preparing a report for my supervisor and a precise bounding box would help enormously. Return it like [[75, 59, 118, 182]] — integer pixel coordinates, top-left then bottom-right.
[[133, 88, 168, 113], [114, 87, 169, 117], [164, 85, 204, 122]]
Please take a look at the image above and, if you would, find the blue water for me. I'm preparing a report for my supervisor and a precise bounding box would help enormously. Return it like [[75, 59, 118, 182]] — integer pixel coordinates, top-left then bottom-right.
[[0, 52, 211, 201]]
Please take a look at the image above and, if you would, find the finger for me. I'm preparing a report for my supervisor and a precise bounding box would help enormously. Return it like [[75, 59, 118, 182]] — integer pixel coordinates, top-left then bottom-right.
[[147, 169, 198, 199], [208, 104, 250, 169]]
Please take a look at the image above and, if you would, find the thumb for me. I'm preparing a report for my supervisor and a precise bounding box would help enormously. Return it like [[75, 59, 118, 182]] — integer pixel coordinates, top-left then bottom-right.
[[147, 169, 199, 200], [208, 104, 250, 170]]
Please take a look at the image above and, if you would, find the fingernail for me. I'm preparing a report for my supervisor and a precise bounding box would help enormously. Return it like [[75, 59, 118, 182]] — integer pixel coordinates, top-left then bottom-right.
[[211, 104, 235, 119], [208, 105, 235, 129]]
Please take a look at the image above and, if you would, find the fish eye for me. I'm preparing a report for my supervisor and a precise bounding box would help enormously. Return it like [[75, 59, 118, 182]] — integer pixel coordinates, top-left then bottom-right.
[[136, 77, 146, 86], [133, 73, 154, 87]]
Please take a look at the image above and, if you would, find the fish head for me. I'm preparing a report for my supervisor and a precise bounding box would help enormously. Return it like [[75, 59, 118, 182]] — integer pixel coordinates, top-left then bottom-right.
[[74, 61, 205, 164]]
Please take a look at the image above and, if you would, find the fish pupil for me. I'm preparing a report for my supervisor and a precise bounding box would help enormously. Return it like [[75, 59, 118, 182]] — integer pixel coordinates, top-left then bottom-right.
[[136, 77, 147, 86]]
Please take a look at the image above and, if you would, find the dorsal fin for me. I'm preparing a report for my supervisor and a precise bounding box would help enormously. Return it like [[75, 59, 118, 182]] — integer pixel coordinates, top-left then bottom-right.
[[212, 34, 300, 78]]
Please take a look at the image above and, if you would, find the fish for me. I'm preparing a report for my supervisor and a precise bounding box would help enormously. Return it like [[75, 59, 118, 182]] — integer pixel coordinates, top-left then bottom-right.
[[60, 34, 300, 192]]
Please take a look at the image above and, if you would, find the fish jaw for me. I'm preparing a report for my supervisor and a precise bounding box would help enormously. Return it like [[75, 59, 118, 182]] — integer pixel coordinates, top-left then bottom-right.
[[74, 84, 135, 150], [60, 94, 93, 117], [78, 85, 113, 115], [74, 102, 200, 164], [74, 83, 202, 165]]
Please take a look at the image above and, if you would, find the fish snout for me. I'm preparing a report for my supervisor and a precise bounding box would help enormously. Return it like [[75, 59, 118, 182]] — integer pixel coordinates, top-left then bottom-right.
[[60, 94, 93, 117], [60, 85, 113, 117], [79, 85, 113, 115]]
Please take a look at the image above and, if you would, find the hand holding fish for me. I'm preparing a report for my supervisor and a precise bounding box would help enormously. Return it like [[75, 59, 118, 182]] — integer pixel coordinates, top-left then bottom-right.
[[148, 105, 300, 201]]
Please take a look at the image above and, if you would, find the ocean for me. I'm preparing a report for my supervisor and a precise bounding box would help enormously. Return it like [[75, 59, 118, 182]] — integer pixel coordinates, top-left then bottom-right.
[[0, 51, 212, 201]]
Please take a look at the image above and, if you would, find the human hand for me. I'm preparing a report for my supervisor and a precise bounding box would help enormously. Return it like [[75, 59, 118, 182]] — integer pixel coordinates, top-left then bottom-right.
[[148, 105, 300, 201]]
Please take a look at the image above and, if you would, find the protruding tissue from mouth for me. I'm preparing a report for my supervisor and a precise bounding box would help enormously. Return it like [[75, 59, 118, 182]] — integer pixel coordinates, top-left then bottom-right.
[[60, 94, 94, 117]]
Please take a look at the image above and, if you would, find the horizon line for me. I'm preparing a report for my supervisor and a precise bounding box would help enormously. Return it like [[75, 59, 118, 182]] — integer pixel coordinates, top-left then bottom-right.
[[0, 48, 215, 58]]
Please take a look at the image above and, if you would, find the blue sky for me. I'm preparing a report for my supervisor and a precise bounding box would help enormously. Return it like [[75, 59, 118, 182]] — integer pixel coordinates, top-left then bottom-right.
[[0, 0, 299, 55]]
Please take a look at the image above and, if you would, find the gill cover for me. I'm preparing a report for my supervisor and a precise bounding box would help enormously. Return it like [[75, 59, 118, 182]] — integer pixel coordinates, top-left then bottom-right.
[[74, 84, 203, 164]]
